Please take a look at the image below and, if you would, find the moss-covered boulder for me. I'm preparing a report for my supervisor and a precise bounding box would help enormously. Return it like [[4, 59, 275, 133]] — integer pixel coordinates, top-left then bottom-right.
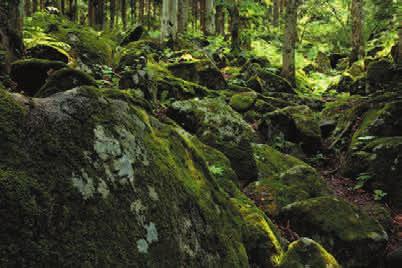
[[279, 238, 340, 268], [346, 137, 402, 207], [246, 69, 295, 94], [260, 105, 322, 154], [167, 97, 258, 183], [120, 25, 146, 46], [0, 86, 287, 267], [244, 144, 328, 217], [229, 91, 258, 112], [27, 13, 114, 70], [35, 67, 97, 98], [167, 59, 227, 90], [315, 52, 332, 74], [10, 59, 67, 96], [116, 40, 161, 72], [26, 44, 70, 63], [279, 196, 388, 267], [119, 62, 212, 103], [331, 74, 367, 95], [340, 99, 402, 207], [366, 60, 402, 91]]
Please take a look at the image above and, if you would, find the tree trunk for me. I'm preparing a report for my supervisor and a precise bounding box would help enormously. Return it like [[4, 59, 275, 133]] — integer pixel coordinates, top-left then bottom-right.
[[60, 0, 65, 14], [146, 0, 151, 29], [139, 0, 144, 24], [205, 0, 215, 35], [88, 0, 94, 26], [192, 0, 198, 30], [273, 0, 279, 27], [130, 0, 135, 25], [110, 0, 116, 29], [281, 0, 298, 86], [25, 0, 32, 17], [350, 0, 364, 64], [161, 0, 178, 43], [200, 0, 206, 34], [0, 0, 25, 74], [72, 0, 78, 22], [121, 0, 127, 29], [228, 4, 240, 54], [215, 4, 224, 35], [398, 20, 402, 64], [177, 0, 187, 33], [32, 0, 38, 12]]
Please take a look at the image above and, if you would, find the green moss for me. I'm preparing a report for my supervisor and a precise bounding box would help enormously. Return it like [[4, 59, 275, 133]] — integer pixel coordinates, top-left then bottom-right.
[[10, 59, 67, 95], [280, 196, 388, 267], [0, 86, 286, 267], [168, 97, 258, 182], [27, 13, 114, 66], [229, 91, 257, 112], [35, 68, 97, 98], [262, 105, 322, 153], [346, 137, 402, 207], [0, 88, 27, 168], [245, 144, 328, 216], [279, 238, 340, 268]]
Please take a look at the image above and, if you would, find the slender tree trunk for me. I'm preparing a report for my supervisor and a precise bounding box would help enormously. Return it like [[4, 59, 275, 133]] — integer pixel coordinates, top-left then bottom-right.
[[25, 0, 32, 17], [228, 4, 240, 54], [72, 0, 78, 22], [200, 0, 206, 34], [139, 0, 144, 24], [192, 0, 197, 30], [130, 0, 135, 25], [88, 0, 94, 26], [146, 0, 151, 28], [110, 0, 116, 29], [215, 5, 224, 35], [0, 0, 25, 74], [161, 0, 178, 43], [178, 0, 190, 33], [397, 20, 402, 64], [281, 0, 298, 86], [40, 0, 45, 10], [60, 0, 65, 14], [121, 0, 127, 29], [273, 0, 279, 27], [32, 0, 38, 12], [350, 0, 364, 64], [205, 0, 215, 35]]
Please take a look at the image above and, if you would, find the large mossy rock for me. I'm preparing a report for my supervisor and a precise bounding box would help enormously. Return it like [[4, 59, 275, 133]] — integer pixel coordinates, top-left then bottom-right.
[[346, 137, 402, 207], [244, 144, 329, 217], [119, 62, 212, 103], [167, 59, 227, 90], [229, 91, 258, 112], [279, 238, 340, 268], [26, 44, 70, 63], [167, 97, 259, 183], [260, 105, 322, 154], [0, 86, 287, 267], [342, 98, 402, 207], [246, 69, 295, 94], [366, 60, 402, 91], [279, 196, 388, 267], [10, 59, 67, 96], [120, 25, 146, 46], [36, 68, 97, 98], [117, 40, 162, 72], [27, 13, 113, 70]]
